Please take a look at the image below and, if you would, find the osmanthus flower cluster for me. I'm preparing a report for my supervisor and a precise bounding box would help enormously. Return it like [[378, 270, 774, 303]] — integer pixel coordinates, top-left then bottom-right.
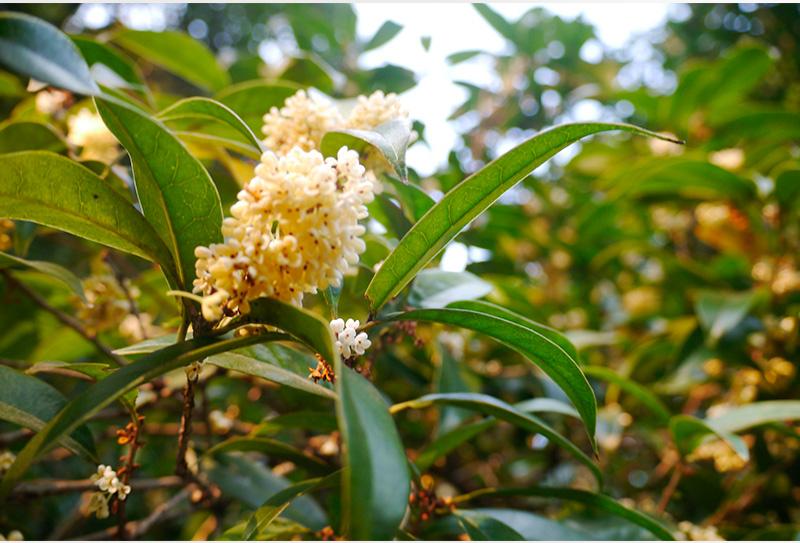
[[262, 89, 408, 156], [194, 146, 375, 321], [85, 464, 131, 519], [330, 318, 372, 359]]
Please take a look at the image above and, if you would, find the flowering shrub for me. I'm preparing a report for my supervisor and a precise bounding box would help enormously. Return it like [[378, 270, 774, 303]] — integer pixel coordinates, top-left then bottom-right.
[[0, 4, 798, 541]]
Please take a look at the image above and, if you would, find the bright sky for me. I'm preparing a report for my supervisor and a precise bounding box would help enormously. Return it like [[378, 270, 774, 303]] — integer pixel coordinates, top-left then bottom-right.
[[354, 3, 672, 175]]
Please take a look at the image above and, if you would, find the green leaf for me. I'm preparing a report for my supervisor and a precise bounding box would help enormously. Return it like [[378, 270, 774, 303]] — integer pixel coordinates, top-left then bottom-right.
[[0, 12, 99, 95], [0, 251, 85, 301], [415, 418, 495, 471], [96, 97, 223, 289], [455, 511, 525, 540], [208, 352, 336, 400], [0, 121, 65, 154], [337, 367, 410, 539], [583, 366, 671, 425], [707, 401, 800, 434], [215, 80, 299, 133], [157, 97, 263, 154], [0, 365, 95, 461], [408, 270, 493, 309], [243, 473, 340, 540], [112, 29, 230, 92], [206, 436, 329, 474], [384, 175, 435, 222], [446, 50, 484, 65], [388, 306, 597, 442], [0, 151, 176, 279], [0, 332, 289, 497], [363, 21, 403, 51], [392, 392, 601, 488], [695, 289, 762, 344], [669, 414, 749, 462], [279, 55, 335, 94], [473, 4, 517, 42], [71, 36, 146, 91], [365, 122, 680, 311], [321, 119, 413, 181], [774, 170, 800, 210], [474, 488, 675, 541]]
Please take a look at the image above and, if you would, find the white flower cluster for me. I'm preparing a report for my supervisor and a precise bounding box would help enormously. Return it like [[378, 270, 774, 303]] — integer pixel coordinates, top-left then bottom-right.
[[330, 318, 371, 359], [0, 531, 23, 541], [66, 108, 119, 163], [86, 464, 131, 519], [35, 89, 71, 116], [0, 450, 15, 473], [194, 147, 375, 321], [262, 89, 408, 156]]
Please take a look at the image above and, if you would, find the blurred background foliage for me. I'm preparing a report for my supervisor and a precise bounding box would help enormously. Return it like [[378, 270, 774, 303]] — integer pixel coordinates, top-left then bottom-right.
[[1, 2, 800, 541]]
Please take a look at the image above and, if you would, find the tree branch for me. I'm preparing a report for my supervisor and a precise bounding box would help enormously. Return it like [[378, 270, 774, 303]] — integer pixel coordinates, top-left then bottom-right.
[[11, 476, 182, 498]]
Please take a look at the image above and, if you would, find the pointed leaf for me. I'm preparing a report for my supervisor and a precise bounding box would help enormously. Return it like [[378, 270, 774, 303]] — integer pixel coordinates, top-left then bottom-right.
[[408, 270, 493, 309], [0, 121, 65, 154], [215, 80, 300, 133], [0, 251, 85, 301], [321, 119, 412, 180], [670, 414, 749, 463], [708, 400, 800, 433]]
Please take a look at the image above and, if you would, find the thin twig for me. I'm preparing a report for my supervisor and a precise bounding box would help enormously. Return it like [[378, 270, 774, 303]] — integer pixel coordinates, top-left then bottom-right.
[[105, 252, 148, 341], [11, 476, 182, 498], [1, 270, 126, 366], [657, 463, 683, 513], [116, 415, 143, 540], [175, 372, 198, 479]]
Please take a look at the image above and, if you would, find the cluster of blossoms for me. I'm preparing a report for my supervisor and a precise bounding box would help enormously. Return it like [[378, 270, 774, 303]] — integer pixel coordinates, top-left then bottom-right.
[[86, 465, 131, 519], [676, 521, 724, 541], [66, 108, 119, 163], [0, 450, 15, 473], [0, 219, 13, 252], [262, 89, 408, 156], [330, 318, 371, 359], [194, 147, 375, 320]]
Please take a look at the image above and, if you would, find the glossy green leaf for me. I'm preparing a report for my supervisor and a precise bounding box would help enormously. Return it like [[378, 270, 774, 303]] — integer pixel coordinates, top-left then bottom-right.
[[707, 401, 800, 434], [415, 418, 495, 471], [408, 270, 493, 309], [338, 367, 410, 539], [96, 97, 223, 289], [71, 36, 146, 91], [365, 122, 680, 311], [0, 251, 85, 301], [0, 332, 288, 497], [0, 151, 176, 279], [0, 121, 65, 153], [670, 414, 749, 462], [208, 352, 336, 400], [363, 21, 403, 51], [113, 29, 230, 92], [455, 511, 525, 540], [157, 97, 263, 153], [215, 80, 299, 133], [473, 487, 675, 541], [321, 119, 413, 180], [0, 365, 95, 461], [206, 436, 329, 474], [0, 12, 99, 95], [583, 366, 671, 424], [392, 392, 601, 487], [388, 306, 596, 441], [384, 175, 435, 222]]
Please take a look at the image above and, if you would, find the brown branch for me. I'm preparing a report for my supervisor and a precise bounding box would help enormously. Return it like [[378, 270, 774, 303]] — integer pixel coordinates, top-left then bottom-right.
[[1, 270, 127, 366], [116, 416, 143, 540], [175, 371, 198, 479], [74, 487, 192, 541], [657, 463, 683, 513], [11, 476, 182, 498]]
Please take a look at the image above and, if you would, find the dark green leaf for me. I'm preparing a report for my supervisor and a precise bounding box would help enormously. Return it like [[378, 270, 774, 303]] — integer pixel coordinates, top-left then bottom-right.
[[392, 392, 601, 487], [96, 97, 223, 289], [206, 436, 329, 474], [0, 151, 176, 280], [71, 36, 146, 91], [365, 122, 681, 311], [0, 251, 85, 301], [384, 175, 435, 222], [455, 511, 525, 540], [113, 29, 230, 92], [0, 365, 95, 461], [0, 121, 65, 154], [0, 12, 99, 95], [415, 418, 495, 471]]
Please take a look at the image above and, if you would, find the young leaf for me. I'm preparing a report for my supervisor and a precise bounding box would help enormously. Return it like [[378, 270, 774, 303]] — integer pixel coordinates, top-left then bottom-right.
[[388, 306, 597, 442], [157, 97, 263, 154], [0, 251, 85, 301], [112, 29, 230, 92], [95, 97, 224, 289], [214, 80, 300, 133], [0, 12, 99, 95], [0, 121, 65, 154], [365, 122, 682, 311], [0, 332, 289, 497], [321, 119, 413, 180], [0, 366, 95, 461], [392, 392, 601, 488], [0, 151, 177, 282]]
